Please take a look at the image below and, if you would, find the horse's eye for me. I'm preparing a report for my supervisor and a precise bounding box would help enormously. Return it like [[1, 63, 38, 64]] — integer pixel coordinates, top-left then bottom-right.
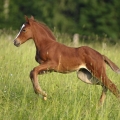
[[22, 29, 26, 32]]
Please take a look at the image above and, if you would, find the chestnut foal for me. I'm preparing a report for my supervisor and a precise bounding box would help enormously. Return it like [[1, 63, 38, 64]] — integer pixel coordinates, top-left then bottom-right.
[[14, 16, 120, 105]]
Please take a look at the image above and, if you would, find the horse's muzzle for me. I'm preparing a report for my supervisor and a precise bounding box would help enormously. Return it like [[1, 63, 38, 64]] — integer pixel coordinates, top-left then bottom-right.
[[14, 40, 21, 47]]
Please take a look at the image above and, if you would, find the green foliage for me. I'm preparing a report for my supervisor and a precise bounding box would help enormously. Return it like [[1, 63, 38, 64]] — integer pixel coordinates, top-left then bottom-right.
[[0, 32, 120, 120], [0, 0, 120, 41]]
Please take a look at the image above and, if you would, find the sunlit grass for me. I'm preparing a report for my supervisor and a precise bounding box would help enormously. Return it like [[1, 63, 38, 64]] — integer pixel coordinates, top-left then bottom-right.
[[0, 33, 120, 120]]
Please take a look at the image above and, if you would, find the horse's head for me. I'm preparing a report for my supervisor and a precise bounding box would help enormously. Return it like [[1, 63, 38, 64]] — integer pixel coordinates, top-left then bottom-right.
[[14, 16, 34, 47]]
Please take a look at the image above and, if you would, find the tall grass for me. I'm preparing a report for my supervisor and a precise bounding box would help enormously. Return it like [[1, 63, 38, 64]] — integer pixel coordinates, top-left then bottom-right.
[[0, 33, 120, 120]]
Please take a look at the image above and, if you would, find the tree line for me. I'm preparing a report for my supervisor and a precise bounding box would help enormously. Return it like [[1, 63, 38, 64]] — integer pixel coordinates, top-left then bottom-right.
[[1, 0, 120, 42]]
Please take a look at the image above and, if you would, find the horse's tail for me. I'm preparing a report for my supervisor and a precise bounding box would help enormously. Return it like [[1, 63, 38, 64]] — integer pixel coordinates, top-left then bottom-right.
[[103, 55, 120, 73]]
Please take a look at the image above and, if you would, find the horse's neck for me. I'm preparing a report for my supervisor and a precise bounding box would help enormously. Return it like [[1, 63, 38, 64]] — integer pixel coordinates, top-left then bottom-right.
[[32, 23, 56, 51], [33, 22, 56, 40], [33, 33, 55, 51]]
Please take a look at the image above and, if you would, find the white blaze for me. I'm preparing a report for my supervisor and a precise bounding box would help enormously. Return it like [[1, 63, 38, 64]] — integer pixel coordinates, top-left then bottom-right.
[[15, 24, 25, 39]]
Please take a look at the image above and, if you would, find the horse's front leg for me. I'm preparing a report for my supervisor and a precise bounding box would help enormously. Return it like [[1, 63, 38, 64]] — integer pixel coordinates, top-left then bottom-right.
[[29, 62, 56, 100]]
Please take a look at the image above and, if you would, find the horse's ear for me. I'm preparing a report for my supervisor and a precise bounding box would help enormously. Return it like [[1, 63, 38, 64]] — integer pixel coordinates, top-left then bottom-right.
[[25, 15, 29, 23], [31, 16, 34, 20]]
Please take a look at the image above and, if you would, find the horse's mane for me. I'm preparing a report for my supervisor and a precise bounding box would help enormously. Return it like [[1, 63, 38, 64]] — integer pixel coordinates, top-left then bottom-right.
[[29, 18, 56, 41]]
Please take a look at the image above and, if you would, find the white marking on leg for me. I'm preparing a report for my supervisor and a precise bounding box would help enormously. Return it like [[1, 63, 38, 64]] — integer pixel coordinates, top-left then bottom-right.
[[78, 64, 88, 70], [15, 24, 25, 39]]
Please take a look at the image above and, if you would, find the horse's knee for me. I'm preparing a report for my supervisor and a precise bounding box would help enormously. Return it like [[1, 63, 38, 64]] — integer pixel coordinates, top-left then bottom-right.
[[29, 70, 34, 79]]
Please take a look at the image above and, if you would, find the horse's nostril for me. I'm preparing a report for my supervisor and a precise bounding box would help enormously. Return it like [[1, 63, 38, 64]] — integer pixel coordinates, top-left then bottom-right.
[[14, 40, 20, 47]]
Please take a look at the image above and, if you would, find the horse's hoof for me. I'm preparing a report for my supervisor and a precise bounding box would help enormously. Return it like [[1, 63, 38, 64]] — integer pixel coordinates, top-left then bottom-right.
[[43, 96, 47, 100]]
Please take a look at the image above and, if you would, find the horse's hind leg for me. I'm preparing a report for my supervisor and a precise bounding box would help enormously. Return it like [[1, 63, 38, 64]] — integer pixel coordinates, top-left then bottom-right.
[[101, 76, 120, 99], [98, 74, 120, 105], [99, 86, 108, 106]]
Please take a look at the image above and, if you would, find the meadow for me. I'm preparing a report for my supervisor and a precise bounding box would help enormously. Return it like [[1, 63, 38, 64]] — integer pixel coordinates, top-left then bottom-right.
[[0, 32, 120, 120]]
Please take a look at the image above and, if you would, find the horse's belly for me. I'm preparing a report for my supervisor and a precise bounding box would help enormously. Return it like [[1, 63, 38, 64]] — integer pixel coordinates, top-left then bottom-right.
[[77, 65, 101, 85]]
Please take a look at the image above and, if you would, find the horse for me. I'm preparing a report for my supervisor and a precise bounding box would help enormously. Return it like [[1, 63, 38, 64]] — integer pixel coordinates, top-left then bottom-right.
[[13, 16, 120, 105]]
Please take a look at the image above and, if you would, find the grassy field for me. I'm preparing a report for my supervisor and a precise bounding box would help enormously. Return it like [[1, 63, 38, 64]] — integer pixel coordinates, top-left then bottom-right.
[[0, 33, 120, 120]]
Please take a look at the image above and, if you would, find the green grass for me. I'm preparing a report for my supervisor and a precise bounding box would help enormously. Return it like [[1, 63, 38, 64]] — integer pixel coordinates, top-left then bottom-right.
[[0, 33, 120, 120]]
